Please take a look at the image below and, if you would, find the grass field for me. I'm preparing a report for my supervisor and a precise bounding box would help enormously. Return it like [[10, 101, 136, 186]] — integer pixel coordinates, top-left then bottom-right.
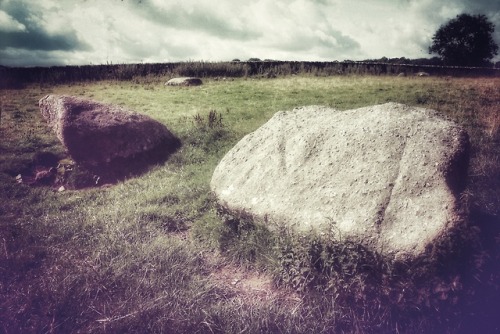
[[1, 75, 499, 333]]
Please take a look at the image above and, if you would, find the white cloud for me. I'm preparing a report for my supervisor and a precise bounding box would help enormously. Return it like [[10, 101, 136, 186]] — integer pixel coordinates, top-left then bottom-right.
[[0, 10, 26, 32]]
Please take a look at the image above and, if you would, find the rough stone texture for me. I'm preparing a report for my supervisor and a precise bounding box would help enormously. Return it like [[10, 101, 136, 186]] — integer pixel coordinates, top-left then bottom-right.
[[39, 95, 180, 181], [211, 103, 469, 261], [165, 77, 203, 86]]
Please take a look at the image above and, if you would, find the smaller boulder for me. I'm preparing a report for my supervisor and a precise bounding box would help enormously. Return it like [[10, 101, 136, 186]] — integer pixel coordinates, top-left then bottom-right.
[[39, 95, 181, 182], [416, 72, 430, 77], [165, 77, 203, 86]]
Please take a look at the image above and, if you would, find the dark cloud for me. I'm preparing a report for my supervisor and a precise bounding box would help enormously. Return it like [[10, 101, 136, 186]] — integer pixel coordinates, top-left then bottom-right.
[[129, 0, 261, 41], [408, 0, 500, 21], [0, 1, 90, 52], [322, 30, 360, 51], [276, 29, 360, 55], [0, 30, 89, 51], [461, 0, 500, 14], [0, 48, 70, 66]]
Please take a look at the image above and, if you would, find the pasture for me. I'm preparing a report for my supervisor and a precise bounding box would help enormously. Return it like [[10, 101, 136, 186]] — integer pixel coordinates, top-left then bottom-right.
[[1, 75, 499, 333]]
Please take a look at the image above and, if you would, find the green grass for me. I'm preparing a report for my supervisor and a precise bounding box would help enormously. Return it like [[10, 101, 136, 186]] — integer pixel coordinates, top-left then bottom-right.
[[1, 75, 499, 333]]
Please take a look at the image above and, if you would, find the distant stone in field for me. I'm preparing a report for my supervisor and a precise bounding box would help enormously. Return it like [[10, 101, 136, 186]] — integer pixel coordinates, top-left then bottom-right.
[[211, 103, 469, 262], [165, 77, 203, 86], [39, 95, 180, 182], [397, 72, 406, 77], [416, 71, 430, 77]]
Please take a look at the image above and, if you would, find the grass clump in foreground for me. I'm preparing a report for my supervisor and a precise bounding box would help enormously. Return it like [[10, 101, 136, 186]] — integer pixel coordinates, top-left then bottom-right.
[[0, 75, 499, 333]]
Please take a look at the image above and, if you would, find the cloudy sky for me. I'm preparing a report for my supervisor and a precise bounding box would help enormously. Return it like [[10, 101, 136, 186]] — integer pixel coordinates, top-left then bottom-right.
[[0, 0, 499, 67]]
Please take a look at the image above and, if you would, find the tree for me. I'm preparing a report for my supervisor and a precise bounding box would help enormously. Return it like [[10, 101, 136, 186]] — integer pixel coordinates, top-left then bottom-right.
[[429, 14, 499, 67]]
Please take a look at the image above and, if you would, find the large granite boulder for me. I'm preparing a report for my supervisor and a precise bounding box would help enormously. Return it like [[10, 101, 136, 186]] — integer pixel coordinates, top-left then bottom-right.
[[211, 103, 469, 261], [39, 95, 180, 181]]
